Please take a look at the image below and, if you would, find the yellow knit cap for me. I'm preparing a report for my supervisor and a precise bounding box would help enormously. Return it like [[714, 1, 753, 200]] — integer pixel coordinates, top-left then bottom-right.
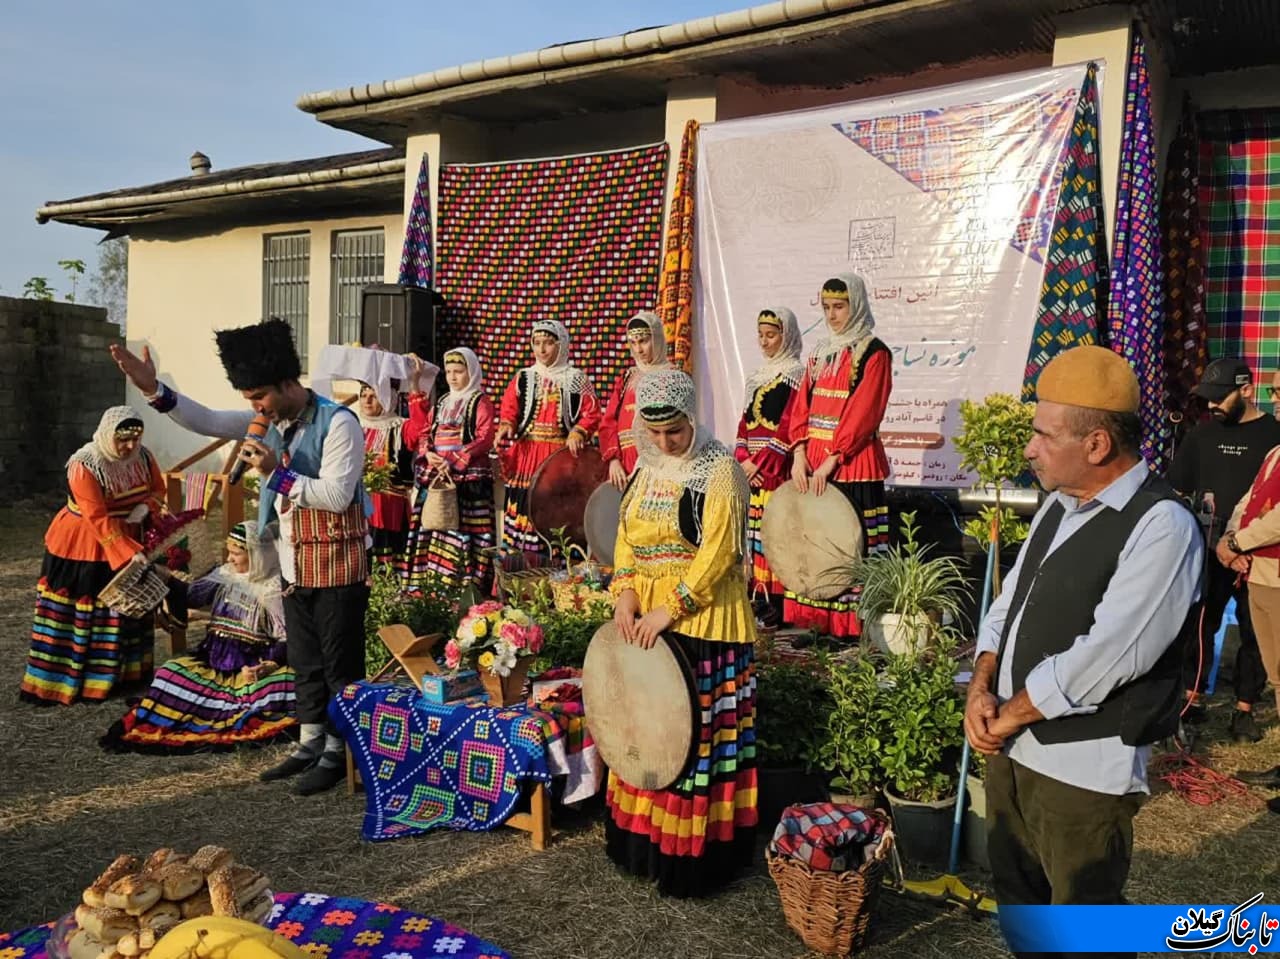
[[1035, 346, 1139, 413]]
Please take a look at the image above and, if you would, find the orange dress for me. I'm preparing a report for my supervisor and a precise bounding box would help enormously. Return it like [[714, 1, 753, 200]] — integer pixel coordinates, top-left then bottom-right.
[[20, 452, 166, 704]]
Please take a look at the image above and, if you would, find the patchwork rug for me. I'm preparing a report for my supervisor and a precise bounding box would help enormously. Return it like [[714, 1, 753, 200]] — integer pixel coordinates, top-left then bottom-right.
[[435, 144, 668, 402]]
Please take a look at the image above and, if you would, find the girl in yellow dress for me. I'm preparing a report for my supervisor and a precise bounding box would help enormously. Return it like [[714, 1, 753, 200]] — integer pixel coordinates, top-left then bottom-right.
[[607, 369, 758, 898]]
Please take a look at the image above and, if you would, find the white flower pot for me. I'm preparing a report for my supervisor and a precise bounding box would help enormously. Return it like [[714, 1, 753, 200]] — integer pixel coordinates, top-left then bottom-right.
[[868, 612, 934, 656]]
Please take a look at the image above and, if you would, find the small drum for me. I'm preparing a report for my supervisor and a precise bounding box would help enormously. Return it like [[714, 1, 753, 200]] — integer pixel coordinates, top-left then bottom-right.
[[761, 483, 866, 600], [528, 446, 608, 550], [584, 482, 623, 565], [582, 622, 697, 791]]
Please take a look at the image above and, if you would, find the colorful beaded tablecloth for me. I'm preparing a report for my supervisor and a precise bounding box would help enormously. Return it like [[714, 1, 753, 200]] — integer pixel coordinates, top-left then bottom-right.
[[0, 892, 509, 959], [331, 681, 603, 842]]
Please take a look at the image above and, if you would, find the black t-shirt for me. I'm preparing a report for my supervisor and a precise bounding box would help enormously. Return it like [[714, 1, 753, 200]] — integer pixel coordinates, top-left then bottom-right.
[[1167, 414, 1280, 518]]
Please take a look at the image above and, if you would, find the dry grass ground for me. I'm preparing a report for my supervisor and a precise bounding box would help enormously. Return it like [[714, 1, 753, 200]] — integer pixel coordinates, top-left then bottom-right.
[[0, 503, 1277, 958]]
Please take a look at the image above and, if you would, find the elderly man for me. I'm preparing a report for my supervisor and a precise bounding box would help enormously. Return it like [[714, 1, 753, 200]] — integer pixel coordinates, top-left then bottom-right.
[[965, 346, 1202, 946]]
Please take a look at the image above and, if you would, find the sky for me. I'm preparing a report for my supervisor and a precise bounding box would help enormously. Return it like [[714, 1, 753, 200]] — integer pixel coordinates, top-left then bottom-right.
[[0, 0, 739, 300]]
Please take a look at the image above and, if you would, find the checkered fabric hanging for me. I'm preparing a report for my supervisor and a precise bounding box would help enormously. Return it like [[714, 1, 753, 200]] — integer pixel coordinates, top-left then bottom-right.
[[399, 153, 434, 289]]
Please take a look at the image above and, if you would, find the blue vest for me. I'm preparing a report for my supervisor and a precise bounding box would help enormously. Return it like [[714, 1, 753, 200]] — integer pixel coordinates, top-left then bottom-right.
[[257, 393, 370, 529]]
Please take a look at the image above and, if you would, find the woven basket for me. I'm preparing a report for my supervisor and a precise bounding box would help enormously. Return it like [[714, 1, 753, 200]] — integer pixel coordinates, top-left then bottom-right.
[[767, 824, 894, 957], [549, 546, 614, 612], [484, 547, 554, 605], [99, 555, 170, 620]]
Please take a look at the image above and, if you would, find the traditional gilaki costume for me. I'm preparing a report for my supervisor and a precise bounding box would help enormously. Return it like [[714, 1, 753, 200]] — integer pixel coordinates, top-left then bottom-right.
[[402, 347, 497, 594], [20, 407, 165, 705], [974, 346, 1202, 921], [102, 521, 295, 753], [313, 345, 423, 564], [498, 320, 602, 557], [606, 369, 758, 898], [736, 307, 804, 608], [145, 318, 369, 795], [785, 273, 892, 638], [599, 311, 672, 477]]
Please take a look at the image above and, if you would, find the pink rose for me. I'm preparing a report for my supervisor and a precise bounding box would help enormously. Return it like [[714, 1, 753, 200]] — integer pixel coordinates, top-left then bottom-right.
[[526, 625, 544, 654], [472, 601, 504, 616], [501, 622, 526, 648], [444, 639, 461, 669]]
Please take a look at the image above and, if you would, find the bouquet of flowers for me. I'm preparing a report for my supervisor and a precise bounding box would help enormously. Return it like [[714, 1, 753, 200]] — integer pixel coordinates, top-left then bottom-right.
[[445, 600, 545, 677]]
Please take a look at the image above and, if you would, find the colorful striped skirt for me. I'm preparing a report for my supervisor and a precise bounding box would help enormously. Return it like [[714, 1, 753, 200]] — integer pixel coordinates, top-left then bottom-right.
[[400, 478, 495, 595], [605, 635, 758, 898], [20, 553, 154, 705], [747, 483, 785, 597], [783, 480, 889, 639], [101, 630, 296, 753], [369, 489, 410, 566], [501, 477, 546, 561]]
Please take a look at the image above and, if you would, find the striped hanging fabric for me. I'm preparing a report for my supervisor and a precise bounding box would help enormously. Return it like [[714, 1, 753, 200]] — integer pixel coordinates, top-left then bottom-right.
[[657, 120, 698, 371], [399, 153, 434, 289], [1106, 31, 1165, 467], [182, 472, 215, 512], [1159, 98, 1208, 443], [1022, 64, 1109, 402]]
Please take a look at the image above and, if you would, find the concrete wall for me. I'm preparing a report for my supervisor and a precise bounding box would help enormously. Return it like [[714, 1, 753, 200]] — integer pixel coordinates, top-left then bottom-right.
[[126, 211, 401, 469], [0, 297, 123, 498]]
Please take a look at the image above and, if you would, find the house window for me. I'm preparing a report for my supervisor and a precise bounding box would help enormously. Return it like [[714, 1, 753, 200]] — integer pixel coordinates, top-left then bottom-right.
[[331, 228, 385, 345], [262, 232, 311, 368]]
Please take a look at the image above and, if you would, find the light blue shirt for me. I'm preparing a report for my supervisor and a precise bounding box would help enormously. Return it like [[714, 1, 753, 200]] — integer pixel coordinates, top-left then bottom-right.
[[975, 460, 1203, 795]]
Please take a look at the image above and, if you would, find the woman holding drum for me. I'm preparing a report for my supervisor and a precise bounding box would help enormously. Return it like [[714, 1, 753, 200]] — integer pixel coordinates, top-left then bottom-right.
[[786, 273, 893, 639], [606, 369, 759, 898], [495, 320, 601, 561], [735, 307, 804, 626]]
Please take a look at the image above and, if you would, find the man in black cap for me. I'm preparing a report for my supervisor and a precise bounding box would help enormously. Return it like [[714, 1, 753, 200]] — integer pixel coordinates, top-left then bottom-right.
[[111, 320, 369, 795], [1168, 357, 1280, 742]]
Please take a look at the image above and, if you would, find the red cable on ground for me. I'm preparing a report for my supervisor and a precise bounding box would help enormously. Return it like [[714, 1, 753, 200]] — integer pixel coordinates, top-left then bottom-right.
[[1149, 748, 1265, 808]]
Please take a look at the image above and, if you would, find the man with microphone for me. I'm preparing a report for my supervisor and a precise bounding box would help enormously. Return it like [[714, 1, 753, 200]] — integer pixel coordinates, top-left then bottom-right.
[[111, 319, 368, 795]]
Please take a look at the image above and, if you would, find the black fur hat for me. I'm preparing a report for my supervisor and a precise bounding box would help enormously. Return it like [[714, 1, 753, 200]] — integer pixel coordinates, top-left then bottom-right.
[[215, 318, 302, 390]]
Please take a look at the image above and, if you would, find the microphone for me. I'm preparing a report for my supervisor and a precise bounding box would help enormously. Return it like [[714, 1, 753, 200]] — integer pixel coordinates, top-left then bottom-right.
[[228, 415, 271, 485]]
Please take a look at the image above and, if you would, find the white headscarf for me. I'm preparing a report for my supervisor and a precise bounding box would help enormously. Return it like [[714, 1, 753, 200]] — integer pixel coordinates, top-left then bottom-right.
[[66, 406, 150, 494], [809, 272, 877, 370], [525, 320, 594, 431], [439, 347, 484, 423], [626, 311, 673, 382], [629, 369, 748, 548], [208, 520, 285, 639], [744, 306, 804, 401]]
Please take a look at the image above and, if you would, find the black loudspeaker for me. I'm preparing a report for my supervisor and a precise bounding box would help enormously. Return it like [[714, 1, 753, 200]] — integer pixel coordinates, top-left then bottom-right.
[[360, 284, 444, 366]]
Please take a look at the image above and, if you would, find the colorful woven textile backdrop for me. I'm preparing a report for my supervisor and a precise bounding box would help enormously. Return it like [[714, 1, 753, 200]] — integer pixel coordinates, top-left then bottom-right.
[[436, 144, 669, 400], [658, 121, 698, 370], [1160, 100, 1209, 426], [1022, 63, 1108, 403], [398, 153, 434, 289], [1106, 34, 1164, 467], [1199, 109, 1280, 406]]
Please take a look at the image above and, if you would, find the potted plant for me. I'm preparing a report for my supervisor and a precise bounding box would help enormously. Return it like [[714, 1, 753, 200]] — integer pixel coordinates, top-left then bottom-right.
[[445, 600, 545, 706], [853, 511, 970, 656], [815, 654, 883, 807], [755, 659, 834, 831], [363, 563, 459, 675], [951, 392, 1036, 592], [876, 632, 967, 868]]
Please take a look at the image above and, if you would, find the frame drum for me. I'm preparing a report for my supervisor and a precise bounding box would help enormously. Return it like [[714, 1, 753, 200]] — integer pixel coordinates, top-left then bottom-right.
[[582, 622, 697, 791], [528, 446, 608, 550], [583, 482, 623, 565], [761, 483, 866, 600]]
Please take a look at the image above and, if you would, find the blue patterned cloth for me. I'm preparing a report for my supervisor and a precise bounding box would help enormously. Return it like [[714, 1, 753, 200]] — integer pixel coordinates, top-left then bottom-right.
[[330, 681, 554, 841], [0, 893, 510, 959]]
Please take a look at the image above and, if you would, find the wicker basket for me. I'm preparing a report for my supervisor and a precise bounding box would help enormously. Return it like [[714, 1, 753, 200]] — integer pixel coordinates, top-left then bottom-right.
[[767, 824, 894, 957], [484, 547, 555, 605], [99, 555, 171, 620], [549, 546, 614, 612]]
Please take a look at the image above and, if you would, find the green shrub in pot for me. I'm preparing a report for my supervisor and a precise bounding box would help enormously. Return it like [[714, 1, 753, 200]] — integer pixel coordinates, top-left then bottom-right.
[[755, 659, 833, 771], [816, 654, 884, 798]]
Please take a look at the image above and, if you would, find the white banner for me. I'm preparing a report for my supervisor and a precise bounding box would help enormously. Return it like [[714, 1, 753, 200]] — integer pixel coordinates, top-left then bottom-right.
[[694, 62, 1098, 487]]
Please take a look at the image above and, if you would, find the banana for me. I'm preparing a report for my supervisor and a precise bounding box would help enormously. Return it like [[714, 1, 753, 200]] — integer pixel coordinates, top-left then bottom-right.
[[148, 916, 306, 959]]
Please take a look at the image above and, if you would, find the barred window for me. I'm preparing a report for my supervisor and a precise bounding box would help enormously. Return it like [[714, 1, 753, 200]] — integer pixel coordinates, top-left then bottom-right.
[[262, 232, 310, 369], [330, 228, 385, 345]]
